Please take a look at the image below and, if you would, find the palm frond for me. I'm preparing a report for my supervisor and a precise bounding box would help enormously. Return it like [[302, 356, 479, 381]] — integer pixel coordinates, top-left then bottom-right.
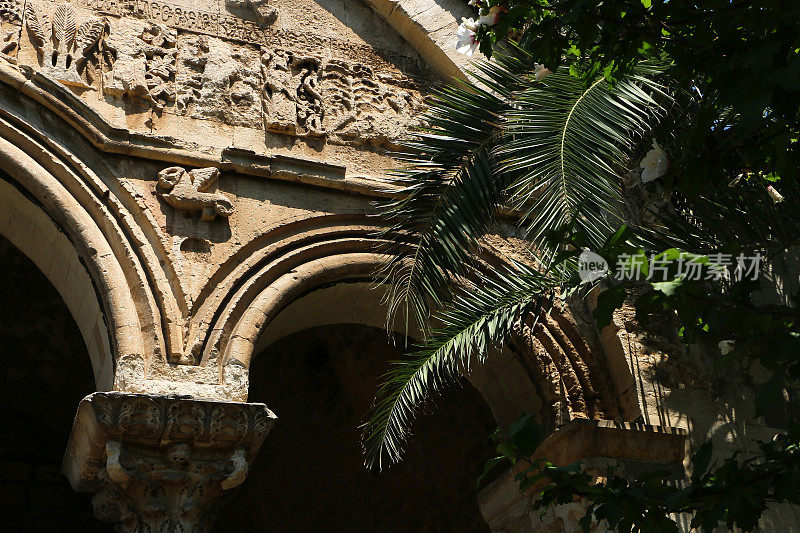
[[500, 62, 670, 256], [378, 53, 669, 333], [362, 263, 558, 470], [376, 48, 536, 332]]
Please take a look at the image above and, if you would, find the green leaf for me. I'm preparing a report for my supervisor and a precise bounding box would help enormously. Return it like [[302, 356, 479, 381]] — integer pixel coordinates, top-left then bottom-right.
[[652, 275, 686, 298], [509, 413, 547, 457], [594, 284, 627, 329], [690, 440, 713, 484]]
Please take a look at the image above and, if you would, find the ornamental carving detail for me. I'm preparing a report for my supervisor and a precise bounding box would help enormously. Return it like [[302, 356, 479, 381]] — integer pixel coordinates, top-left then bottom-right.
[[63, 392, 276, 532], [157, 166, 234, 221], [262, 50, 424, 145], [25, 1, 106, 88], [103, 21, 177, 111], [0, 0, 21, 63]]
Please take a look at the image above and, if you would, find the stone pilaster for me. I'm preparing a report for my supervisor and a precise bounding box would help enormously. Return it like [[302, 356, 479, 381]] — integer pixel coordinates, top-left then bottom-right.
[[62, 392, 276, 532]]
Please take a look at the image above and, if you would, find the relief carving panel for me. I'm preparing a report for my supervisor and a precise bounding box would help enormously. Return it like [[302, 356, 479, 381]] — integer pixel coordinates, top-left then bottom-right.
[[103, 19, 176, 111], [262, 50, 424, 145], [24, 1, 106, 88], [176, 33, 262, 128]]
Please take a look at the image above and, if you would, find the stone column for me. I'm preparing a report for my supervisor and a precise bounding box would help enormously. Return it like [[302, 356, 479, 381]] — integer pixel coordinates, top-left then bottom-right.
[[62, 392, 276, 532]]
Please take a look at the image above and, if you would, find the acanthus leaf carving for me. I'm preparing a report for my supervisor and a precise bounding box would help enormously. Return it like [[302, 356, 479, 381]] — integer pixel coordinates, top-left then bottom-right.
[[25, 1, 107, 88], [157, 166, 234, 221]]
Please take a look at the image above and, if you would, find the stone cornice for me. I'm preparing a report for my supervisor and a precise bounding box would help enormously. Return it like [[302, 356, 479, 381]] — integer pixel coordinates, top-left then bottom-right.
[[533, 419, 688, 466]]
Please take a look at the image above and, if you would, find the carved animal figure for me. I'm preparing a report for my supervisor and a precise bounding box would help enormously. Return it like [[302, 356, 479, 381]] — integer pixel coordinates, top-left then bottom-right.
[[157, 167, 234, 221]]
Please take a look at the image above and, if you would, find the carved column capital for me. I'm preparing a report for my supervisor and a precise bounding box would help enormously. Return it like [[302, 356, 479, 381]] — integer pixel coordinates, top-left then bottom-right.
[[63, 392, 276, 532]]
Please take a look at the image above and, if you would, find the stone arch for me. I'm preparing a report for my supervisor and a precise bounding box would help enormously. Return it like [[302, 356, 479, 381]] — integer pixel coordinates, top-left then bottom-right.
[[0, 163, 132, 390], [208, 215, 638, 434], [0, 111, 171, 390]]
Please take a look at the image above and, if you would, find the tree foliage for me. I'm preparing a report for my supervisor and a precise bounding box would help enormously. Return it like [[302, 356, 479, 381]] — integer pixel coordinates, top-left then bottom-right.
[[362, 0, 800, 529], [489, 414, 800, 533]]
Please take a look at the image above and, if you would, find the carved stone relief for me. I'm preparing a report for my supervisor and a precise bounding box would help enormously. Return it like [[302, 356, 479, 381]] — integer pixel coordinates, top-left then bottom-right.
[[261, 49, 322, 136], [321, 60, 423, 145], [0, 0, 21, 63], [103, 20, 177, 111], [157, 166, 234, 220], [176, 33, 262, 128], [24, 1, 106, 88], [225, 0, 277, 27], [63, 392, 276, 532], [262, 51, 424, 145]]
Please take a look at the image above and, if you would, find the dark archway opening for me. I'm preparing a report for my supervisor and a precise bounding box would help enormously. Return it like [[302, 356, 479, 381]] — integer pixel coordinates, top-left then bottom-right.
[[222, 324, 497, 532], [0, 235, 106, 531]]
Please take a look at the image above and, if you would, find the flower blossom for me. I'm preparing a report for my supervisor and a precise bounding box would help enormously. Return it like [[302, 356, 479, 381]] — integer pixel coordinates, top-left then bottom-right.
[[767, 185, 784, 203], [640, 139, 669, 183], [533, 63, 551, 81], [479, 5, 503, 26], [456, 17, 480, 56]]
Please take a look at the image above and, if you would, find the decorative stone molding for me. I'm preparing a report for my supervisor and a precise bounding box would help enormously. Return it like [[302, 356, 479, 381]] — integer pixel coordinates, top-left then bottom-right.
[[25, 1, 107, 88], [157, 166, 234, 221], [63, 392, 277, 532]]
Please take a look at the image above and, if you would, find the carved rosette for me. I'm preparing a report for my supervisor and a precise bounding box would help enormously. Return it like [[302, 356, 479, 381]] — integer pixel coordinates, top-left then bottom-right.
[[63, 392, 276, 532]]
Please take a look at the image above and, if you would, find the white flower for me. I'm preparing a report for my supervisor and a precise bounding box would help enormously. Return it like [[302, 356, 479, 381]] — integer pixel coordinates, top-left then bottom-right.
[[456, 17, 480, 56], [767, 185, 784, 203], [478, 12, 499, 26], [533, 63, 551, 81], [479, 5, 503, 26], [640, 139, 669, 183], [468, 0, 478, 5], [461, 16, 479, 31], [718, 340, 735, 356]]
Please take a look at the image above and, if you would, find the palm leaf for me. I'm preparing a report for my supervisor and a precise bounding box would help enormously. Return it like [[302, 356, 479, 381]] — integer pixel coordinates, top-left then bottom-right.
[[377, 47, 537, 331], [378, 50, 668, 333], [500, 61, 669, 256], [362, 263, 557, 470]]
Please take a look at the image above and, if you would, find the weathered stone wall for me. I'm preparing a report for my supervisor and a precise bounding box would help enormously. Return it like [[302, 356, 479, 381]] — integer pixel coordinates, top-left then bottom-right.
[[598, 290, 800, 531]]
